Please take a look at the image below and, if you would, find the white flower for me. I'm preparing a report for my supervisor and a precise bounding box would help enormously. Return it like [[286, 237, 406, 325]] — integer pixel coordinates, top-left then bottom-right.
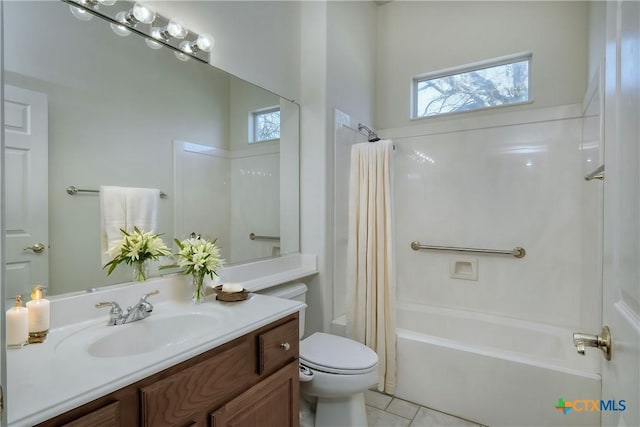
[[103, 227, 172, 276], [174, 236, 224, 278]]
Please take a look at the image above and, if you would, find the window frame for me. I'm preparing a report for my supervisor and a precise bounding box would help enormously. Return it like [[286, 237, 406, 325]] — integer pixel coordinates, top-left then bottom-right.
[[411, 52, 533, 120], [250, 106, 281, 144]]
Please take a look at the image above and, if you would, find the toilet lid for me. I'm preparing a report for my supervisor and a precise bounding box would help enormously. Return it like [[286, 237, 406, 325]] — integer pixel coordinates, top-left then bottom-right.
[[300, 332, 378, 375]]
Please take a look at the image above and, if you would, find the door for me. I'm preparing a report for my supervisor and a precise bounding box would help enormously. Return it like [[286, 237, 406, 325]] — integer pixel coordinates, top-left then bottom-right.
[[601, 2, 640, 427], [4, 85, 49, 299]]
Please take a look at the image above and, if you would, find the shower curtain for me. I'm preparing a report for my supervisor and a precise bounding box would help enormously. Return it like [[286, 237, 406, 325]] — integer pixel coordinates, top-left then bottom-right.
[[346, 139, 396, 394]]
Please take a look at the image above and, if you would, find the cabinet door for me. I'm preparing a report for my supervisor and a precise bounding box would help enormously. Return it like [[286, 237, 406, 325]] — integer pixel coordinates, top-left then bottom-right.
[[140, 339, 253, 426], [212, 361, 299, 427], [61, 401, 120, 427]]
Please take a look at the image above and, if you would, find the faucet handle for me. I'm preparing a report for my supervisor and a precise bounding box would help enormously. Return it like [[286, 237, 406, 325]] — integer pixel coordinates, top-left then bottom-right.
[[96, 301, 124, 325], [95, 301, 122, 313], [138, 290, 159, 315], [142, 290, 159, 301]]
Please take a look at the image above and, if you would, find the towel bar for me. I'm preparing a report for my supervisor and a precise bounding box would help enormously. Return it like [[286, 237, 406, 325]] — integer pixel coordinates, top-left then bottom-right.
[[66, 186, 168, 198]]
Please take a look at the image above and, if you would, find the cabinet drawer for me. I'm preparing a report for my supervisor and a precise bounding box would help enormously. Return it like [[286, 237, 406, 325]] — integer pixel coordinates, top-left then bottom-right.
[[140, 339, 253, 427], [257, 319, 298, 375]]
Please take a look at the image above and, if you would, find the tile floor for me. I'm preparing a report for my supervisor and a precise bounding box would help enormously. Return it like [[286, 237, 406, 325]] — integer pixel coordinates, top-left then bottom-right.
[[365, 390, 487, 427]]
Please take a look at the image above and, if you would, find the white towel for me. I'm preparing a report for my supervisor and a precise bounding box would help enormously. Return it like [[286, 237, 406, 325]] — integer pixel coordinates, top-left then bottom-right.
[[100, 186, 160, 265], [100, 186, 127, 264], [125, 187, 160, 234]]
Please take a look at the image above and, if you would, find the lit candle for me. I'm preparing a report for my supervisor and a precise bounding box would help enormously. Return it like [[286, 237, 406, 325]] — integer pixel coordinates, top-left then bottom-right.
[[26, 285, 50, 343], [6, 295, 28, 348]]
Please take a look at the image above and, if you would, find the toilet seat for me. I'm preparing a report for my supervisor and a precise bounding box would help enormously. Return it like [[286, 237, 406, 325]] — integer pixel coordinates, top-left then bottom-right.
[[300, 332, 378, 375]]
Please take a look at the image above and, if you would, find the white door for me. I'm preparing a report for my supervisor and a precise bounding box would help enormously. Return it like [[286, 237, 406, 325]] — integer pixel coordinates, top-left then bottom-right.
[[601, 2, 640, 427], [4, 85, 49, 300]]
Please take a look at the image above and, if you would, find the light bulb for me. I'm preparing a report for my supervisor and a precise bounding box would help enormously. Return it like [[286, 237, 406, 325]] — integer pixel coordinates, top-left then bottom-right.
[[69, 5, 93, 21], [179, 40, 193, 54], [196, 33, 214, 52], [167, 19, 187, 39], [150, 26, 165, 40], [174, 51, 190, 62], [179, 33, 214, 56], [132, 2, 155, 24], [145, 38, 163, 50], [151, 19, 187, 42], [111, 12, 131, 36]]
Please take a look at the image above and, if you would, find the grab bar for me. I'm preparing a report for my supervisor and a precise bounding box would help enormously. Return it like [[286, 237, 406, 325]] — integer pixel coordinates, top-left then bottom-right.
[[584, 164, 604, 181], [410, 241, 526, 259], [66, 186, 168, 198], [249, 233, 280, 241]]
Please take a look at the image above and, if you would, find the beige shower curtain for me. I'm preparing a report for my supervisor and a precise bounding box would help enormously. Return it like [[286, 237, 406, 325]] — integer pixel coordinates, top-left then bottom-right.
[[346, 139, 396, 394]]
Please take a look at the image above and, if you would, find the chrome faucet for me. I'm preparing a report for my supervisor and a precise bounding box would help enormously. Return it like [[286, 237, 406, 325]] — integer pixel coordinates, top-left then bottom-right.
[[96, 290, 159, 326]]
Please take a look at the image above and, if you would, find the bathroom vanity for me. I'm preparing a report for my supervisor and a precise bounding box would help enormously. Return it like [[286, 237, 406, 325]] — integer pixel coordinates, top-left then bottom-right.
[[6, 275, 307, 427], [38, 314, 299, 426]]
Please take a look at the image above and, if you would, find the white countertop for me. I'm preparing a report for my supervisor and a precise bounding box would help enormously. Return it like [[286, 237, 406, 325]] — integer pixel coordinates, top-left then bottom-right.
[[7, 277, 305, 426]]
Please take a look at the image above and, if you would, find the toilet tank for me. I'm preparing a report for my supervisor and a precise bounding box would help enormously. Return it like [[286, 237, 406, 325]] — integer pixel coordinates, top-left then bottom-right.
[[258, 282, 307, 339]]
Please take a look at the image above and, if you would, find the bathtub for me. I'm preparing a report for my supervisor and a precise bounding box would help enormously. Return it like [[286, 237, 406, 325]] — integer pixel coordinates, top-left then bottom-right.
[[395, 302, 601, 427]]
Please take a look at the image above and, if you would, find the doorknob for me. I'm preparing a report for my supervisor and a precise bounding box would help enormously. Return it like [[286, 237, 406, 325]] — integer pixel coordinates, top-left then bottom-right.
[[23, 243, 46, 253], [573, 326, 611, 361]]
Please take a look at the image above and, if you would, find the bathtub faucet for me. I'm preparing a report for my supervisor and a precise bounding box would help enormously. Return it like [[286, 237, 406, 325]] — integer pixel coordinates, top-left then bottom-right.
[[572, 326, 611, 361]]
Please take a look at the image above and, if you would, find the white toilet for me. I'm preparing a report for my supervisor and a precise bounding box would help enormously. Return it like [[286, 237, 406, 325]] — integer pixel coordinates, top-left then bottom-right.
[[260, 282, 378, 427]]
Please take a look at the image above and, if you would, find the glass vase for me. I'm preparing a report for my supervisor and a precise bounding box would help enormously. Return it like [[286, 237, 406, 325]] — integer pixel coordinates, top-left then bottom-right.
[[132, 260, 149, 282], [192, 271, 206, 304]]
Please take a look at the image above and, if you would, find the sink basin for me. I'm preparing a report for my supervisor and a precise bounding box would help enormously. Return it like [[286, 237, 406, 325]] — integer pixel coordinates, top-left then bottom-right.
[[55, 312, 221, 358], [88, 313, 216, 358]]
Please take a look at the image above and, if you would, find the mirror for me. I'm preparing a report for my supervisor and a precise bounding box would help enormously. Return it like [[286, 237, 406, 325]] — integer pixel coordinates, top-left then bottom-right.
[[3, 1, 300, 297]]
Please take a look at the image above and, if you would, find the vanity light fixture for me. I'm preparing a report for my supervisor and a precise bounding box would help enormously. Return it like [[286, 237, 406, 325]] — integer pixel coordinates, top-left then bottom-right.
[[111, 12, 132, 36], [179, 33, 214, 54], [174, 51, 191, 62], [69, 5, 94, 21], [145, 38, 163, 50], [119, 2, 156, 26], [64, 0, 213, 63], [151, 19, 188, 42], [69, 0, 116, 21]]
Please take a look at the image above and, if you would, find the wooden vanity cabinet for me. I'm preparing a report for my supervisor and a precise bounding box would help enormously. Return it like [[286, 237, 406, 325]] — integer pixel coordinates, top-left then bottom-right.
[[37, 313, 299, 427]]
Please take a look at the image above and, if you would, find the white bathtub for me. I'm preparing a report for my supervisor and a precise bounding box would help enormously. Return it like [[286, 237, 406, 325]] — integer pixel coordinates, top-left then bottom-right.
[[395, 303, 601, 427]]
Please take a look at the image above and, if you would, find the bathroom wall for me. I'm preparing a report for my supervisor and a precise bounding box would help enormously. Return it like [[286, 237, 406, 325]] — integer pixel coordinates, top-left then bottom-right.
[[326, 1, 378, 325], [587, 2, 606, 82], [376, 1, 589, 129], [299, 0, 378, 335], [150, 1, 301, 102], [366, 1, 594, 331], [389, 107, 590, 330], [299, 0, 330, 335]]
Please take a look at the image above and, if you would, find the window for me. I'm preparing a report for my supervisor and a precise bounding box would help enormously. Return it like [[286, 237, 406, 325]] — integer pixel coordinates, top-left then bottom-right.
[[413, 53, 531, 118], [251, 107, 280, 143]]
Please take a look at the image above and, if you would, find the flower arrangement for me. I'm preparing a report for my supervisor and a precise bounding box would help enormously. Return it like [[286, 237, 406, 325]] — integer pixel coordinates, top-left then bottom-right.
[[104, 227, 172, 281], [174, 236, 224, 303]]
